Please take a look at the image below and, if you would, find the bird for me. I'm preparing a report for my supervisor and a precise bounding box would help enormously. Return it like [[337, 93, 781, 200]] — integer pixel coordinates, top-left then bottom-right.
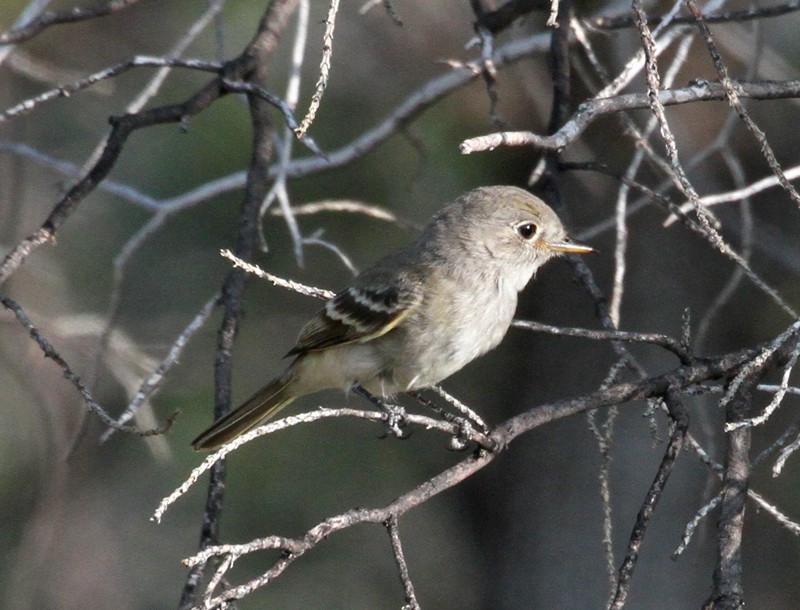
[[192, 185, 592, 450]]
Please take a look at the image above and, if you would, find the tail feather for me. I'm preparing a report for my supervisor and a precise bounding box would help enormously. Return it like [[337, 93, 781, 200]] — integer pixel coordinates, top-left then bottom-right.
[[192, 375, 296, 451]]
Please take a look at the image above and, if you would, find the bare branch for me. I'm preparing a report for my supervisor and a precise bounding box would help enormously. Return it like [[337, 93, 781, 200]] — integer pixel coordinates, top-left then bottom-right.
[[726, 337, 800, 430], [459, 79, 800, 154], [101, 292, 221, 442], [220, 79, 324, 156], [586, 1, 800, 31], [0, 56, 222, 124], [512, 319, 691, 363], [270, 199, 415, 226], [0, 73, 234, 287], [178, 2, 304, 606], [182, 447, 495, 606], [278, 31, 550, 178], [610, 386, 688, 609], [154, 407, 492, 523], [294, 0, 339, 137], [158, 329, 800, 604], [686, 0, 800, 210], [707, 426, 750, 609], [665, 164, 800, 226], [0, 295, 177, 436], [220, 248, 334, 299], [0, 0, 142, 44], [386, 516, 421, 610]]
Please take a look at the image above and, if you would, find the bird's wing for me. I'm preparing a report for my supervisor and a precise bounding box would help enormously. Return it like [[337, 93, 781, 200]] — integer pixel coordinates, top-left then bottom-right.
[[287, 281, 422, 356]]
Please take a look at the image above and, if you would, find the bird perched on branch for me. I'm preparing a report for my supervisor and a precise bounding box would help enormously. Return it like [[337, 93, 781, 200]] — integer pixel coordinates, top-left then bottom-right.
[[192, 185, 592, 450]]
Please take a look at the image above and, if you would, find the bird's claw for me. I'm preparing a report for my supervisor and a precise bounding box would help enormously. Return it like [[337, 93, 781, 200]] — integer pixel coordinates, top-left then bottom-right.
[[381, 403, 410, 439], [446, 417, 475, 451]]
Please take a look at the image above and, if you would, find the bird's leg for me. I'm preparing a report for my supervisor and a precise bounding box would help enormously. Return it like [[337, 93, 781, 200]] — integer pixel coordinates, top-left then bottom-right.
[[429, 386, 490, 433], [408, 391, 483, 451], [352, 384, 409, 439]]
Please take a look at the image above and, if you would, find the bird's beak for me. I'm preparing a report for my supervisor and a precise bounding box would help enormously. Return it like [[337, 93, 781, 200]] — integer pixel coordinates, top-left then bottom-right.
[[542, 239, 594, 254]]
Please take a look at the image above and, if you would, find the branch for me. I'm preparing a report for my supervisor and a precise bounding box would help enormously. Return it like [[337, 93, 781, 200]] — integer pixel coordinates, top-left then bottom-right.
[[705, 324, 784, 608], [101, 292, 221, 442], [0, 31, 553, 234], [220, 79, 324, 156], [157, 327, 800, 605], [707, 425, 752, 608], [183, 448, 495, 607], [220, 249, 334, 299], [274, 30, 550, 178], [0, 295, 177, 436], [178, 2, 303, 607], [512, 319, 691, 363], [664, 163, 800, 226], [0, 56, 222, 124], [0, 70, 235, 287], [609, 386, 688, 609], [685, 0, 800, 210], [294, 0, 339, 137], [386, 516, 421, 610], [154, 407, 494, 523], [0, 0, 142, 44], [586, 1, 800, 30], [459, 79, 800, 154]]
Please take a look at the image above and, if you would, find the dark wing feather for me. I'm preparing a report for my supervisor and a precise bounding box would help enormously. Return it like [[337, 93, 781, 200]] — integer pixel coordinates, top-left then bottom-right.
[[287, 283, 421, 356]]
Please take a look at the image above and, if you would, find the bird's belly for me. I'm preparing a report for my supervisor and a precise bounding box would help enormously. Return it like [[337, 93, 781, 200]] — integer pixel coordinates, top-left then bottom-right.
[[384, 283, 517, 391]]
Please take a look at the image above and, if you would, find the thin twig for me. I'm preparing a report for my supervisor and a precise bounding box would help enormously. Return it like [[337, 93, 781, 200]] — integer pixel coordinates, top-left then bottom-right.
[[609, 386, 688, 609], [159, 331, 800, 604], [0, 0, 53, 67], [512, 319, 691, 363], [154, 407, 493, 522], [586, 1, 800, 31], [294, 0, 339, 137], [220, 80, 324, 156], [587, 360, 626, 604], [665, 164, 800, 225], [386, 516, 421, 610], [459, 79, 800, 154], [726, 337, 800, 430], [270, 199, 414, 226], [220, 249, 335, 299], [774, 431, 800, 476], [257, 0, 311, 264], [694, 151, 754, 350], [673, 493, 722, 558], [720, 319, 800, 420], [428, 385, 490, 433], [0, 56, 222, 123], [685, 0, 800, 210], [101, 292, 221, 441], [0, 0, 142, 44], [0, 295, 177, 436]]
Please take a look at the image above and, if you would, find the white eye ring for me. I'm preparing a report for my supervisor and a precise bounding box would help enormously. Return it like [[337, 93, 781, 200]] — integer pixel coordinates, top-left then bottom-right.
[[516, 222, 538, 240]]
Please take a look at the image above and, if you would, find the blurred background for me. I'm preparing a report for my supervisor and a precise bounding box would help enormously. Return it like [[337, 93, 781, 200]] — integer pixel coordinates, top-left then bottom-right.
[[1, 0, 799, 608]]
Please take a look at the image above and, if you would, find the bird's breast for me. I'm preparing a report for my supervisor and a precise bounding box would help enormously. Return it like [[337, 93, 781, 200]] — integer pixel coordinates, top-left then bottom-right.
[[385, 272, 519, 390]]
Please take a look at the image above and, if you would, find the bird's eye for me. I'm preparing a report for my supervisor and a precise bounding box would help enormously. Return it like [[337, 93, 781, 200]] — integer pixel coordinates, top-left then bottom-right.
[[517, 222, 538, 240]]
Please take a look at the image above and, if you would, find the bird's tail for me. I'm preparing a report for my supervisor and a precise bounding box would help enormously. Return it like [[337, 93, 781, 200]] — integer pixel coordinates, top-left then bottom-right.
[[192, 374, 297, 451]]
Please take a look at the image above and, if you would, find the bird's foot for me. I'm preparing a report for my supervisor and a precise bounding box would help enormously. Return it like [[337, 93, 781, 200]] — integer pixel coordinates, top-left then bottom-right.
[[352, 384, 410, 439], [382, 403, 410, 440]]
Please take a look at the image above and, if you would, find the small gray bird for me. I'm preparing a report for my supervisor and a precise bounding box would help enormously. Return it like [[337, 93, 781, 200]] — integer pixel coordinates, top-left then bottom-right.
[[192, 186, 592, 450]]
